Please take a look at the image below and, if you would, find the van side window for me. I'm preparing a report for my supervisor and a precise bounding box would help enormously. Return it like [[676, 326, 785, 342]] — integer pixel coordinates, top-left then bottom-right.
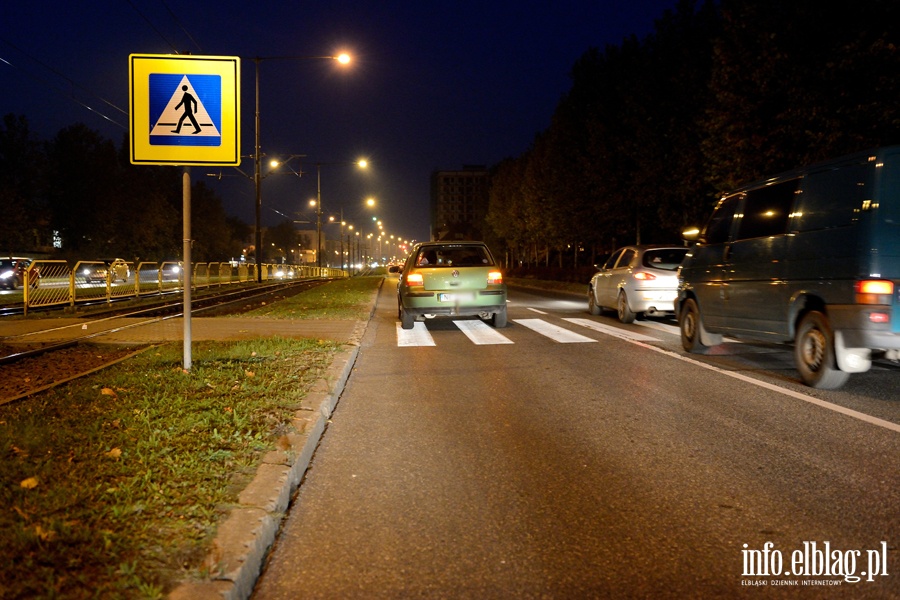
[[703, 195, 740, 244], [793, 162, 870, 232], [736, 179, 798, 240]]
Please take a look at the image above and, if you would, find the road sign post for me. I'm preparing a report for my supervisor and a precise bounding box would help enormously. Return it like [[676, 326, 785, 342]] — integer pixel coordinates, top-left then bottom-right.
[[129, 54, 240, 370]]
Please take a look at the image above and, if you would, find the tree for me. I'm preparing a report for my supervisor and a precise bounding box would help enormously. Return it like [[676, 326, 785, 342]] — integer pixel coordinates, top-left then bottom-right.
[[0, 114, 47, 253], [704, 0, 900, 190], [264, 219, 299, 264], [44, 124, 122, 256]]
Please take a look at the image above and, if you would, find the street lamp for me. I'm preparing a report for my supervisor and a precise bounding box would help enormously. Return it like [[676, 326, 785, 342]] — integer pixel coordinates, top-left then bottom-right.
[[250, 53, 352, 281], [312, 160, 369, 268]]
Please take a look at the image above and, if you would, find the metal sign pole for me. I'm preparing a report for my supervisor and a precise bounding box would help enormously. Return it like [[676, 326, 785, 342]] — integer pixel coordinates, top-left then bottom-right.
[[183, 166, 192, 371]]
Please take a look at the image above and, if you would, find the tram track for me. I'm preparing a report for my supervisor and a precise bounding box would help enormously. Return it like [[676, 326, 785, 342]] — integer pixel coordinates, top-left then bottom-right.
[[0, 279, 329, 404]]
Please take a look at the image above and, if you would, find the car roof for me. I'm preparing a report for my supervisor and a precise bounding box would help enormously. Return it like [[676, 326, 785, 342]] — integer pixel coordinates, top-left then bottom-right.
[[616, 244, 687, 251], [414, 241, 488, 248]]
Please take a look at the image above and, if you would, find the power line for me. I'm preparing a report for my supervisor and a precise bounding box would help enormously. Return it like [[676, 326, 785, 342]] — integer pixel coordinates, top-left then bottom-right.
[[0, 51, 127, 131], [161, 0, 203, 53], [123, 0, 180, 54]]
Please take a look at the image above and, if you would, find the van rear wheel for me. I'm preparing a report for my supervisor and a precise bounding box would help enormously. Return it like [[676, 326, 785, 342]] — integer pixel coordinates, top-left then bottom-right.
[[680, 298, 710, 354], [794, 311, 850, 389]]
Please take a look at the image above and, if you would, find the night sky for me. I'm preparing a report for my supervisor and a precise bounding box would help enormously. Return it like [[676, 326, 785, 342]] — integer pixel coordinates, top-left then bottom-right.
[[2, 0, 678, 246]]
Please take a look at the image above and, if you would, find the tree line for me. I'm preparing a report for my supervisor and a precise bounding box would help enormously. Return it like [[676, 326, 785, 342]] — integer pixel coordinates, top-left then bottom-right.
[[0, 115, 250, 262], [485, 0, 900, 271]]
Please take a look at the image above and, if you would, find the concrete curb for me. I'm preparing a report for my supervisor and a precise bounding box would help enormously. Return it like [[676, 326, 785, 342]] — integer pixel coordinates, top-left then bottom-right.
[[169, 344, 359, 600], [169, 283, 381, 600]]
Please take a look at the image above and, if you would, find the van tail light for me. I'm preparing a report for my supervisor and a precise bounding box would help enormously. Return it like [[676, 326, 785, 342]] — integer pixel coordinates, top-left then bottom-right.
[[406, 273, 424, 287], [855, 279, 894, 304], [632, 271, 657, 281], [487, 271, 503, 285]]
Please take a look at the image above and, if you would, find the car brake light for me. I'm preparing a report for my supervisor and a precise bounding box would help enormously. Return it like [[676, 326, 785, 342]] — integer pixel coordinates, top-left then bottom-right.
[[632, 271, 657, 281], [855, 279, 893, 304], [487, 271, 503, 285], [406, 273, 424, 287]]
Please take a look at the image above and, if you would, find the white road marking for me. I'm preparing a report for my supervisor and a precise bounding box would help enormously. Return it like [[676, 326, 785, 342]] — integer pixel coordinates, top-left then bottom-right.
[[631, 320, 681, 336], [627, 338, 900, 434], [564, 318, 659, 342], [513, 319, 597, 343], [527, 307, 548, 314], [453, 320, 514, 345], [396, 321, 436, 347]]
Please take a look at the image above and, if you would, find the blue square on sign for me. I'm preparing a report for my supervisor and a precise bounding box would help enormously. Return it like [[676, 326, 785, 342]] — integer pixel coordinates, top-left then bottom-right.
[[148, 74, 222, 146]]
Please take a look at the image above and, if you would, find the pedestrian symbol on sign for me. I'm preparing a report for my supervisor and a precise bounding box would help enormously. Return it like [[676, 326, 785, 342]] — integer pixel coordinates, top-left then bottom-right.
[[149, 74, 221, 146]]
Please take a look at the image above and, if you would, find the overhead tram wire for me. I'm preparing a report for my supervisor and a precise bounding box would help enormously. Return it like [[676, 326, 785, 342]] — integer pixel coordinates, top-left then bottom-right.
[[0, 47, 127, 131], [2, 0, 205, 132], [123, 0, 181, 54], [160, 0, 203, 53]]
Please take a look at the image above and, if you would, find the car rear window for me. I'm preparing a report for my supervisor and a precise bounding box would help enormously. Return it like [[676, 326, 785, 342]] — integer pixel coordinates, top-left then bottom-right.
[[641, 248, 688, 270], [414, 245, 494, 267]]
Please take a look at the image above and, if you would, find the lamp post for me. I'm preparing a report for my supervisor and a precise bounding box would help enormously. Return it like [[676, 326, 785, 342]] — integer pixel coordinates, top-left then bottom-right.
[[312, 160, 368, 268], [250, 53, 351, 281]]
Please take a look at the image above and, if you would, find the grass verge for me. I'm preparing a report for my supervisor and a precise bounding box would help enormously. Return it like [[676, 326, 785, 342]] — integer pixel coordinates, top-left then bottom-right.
[[0, 276, 382, 599], [239, 276, 382, 320]]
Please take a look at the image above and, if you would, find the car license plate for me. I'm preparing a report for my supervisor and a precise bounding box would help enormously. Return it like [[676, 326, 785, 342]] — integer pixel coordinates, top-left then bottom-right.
[[438, 292, 474, 302]]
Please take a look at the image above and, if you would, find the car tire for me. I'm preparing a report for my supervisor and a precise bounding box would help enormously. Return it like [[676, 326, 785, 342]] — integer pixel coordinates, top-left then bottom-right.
[[588, 287, 601, 315], [617, 291, 635, 323], [794, 311, 850, 389], [680, 298, 712, 354], [492, 305, 508, 328], [399, 300, 415, 330]]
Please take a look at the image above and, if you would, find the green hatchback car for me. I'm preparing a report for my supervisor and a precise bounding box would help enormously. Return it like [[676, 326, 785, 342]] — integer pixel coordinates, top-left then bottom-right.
[[397, 241, 508, 329]]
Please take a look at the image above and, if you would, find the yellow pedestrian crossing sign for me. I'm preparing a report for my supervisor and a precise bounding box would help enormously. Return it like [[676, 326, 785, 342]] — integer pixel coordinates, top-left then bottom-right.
[[129, 54, 240, 166]]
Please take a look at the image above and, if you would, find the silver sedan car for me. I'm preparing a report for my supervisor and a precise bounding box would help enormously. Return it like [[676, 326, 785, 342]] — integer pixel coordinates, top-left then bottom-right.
[[588, 245, 688, 323]]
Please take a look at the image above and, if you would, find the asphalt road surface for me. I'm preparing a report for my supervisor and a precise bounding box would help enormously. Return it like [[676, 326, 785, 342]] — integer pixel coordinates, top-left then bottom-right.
[[251, 282, 900, 599]]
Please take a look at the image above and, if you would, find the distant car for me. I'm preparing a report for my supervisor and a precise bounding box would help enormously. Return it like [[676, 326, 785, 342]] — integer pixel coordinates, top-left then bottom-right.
[[0, 257, 40, 290], [84, 258, 130, 283], [160, 262, 183, 281], [273, 266, 295, 279], [588, 245, 688, 323], [397, 241, 507, 329]]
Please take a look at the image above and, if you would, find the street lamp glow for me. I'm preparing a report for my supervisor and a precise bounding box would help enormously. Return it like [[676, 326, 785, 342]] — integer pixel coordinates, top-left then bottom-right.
[[336, 53, 351, 64], [366, 197, 375, 207], [357, 159, 368, 169]]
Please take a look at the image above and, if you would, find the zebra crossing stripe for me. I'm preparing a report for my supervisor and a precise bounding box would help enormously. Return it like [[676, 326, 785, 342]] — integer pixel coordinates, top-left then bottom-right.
[[632, 320, 680, 337], [564, 318, 660, 342], [453, 320, 514, 345], [512, 319, 597, 343], [396, 322, 436, 347]]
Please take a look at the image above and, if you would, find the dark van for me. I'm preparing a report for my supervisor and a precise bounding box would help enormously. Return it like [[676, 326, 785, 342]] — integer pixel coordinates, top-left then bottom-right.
[[677, 146, 900, 389]]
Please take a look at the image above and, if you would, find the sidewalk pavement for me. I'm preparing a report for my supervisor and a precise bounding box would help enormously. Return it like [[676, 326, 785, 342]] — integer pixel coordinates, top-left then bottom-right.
[[1, 297, 380, 600]]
